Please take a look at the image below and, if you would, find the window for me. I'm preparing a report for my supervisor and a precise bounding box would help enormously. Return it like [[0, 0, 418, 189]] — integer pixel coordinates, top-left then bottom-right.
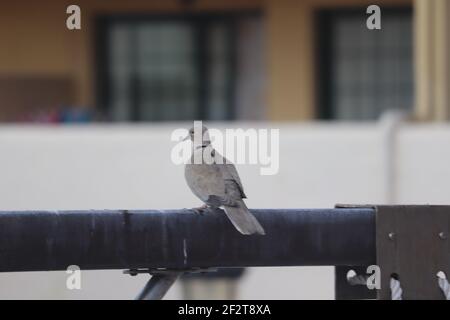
[[97, 13, 261, 122], [317, 8, 413, 120]]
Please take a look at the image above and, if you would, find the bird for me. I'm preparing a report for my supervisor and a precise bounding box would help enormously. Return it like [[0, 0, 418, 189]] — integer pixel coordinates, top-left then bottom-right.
[[183, 125, 265, 235]]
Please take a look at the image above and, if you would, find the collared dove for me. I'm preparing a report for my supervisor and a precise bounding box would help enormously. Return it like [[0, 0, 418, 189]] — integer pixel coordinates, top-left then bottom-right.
[[184, 125, 265, 235]]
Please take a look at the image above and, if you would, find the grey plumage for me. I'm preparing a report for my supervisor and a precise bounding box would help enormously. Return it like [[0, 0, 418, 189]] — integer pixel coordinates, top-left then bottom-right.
[[184, 126, 265, 235]]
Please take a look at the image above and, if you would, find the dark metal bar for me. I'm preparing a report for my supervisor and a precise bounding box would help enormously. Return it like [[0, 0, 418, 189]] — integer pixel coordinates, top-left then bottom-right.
[[0, 208, 375, 272]]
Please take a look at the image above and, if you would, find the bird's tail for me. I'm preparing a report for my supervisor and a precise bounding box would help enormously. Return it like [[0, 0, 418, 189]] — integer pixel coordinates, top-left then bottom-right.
[[223, 201, 265, 235]]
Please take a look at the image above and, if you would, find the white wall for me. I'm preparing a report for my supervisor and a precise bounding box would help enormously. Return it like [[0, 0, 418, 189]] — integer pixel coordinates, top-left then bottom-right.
[[0, 121, 448, 299]]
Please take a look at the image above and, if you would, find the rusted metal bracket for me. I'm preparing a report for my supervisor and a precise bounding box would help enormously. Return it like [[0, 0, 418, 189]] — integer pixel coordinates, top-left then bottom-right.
[[376, 205, 450, 299], [335, 205, 450, 300]]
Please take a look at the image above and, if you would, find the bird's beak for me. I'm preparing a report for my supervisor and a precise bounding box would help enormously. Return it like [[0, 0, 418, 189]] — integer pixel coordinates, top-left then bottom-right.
[[181, 135, 190, 142]]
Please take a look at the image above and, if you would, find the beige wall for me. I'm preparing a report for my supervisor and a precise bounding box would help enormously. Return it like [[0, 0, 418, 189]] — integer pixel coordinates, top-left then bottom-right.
[[0, 2, 70, 75], [414, 0, 450, 121], [266, 0, 315, 121], [0, 0, 416, 121]]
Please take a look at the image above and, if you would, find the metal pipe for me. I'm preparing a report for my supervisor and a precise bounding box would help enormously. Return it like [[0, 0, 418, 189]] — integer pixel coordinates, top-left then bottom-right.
[[0, 208, 375, 272], [135, 273, 182, 300]]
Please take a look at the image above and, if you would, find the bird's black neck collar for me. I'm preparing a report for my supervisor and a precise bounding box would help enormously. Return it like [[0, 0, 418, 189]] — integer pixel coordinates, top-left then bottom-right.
[[195, 143, 211, 149]]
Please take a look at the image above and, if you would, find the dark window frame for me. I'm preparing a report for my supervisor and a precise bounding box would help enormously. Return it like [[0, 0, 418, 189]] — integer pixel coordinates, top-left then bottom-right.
[[315, 6, 413, 120], [95, 11, 261, 122]]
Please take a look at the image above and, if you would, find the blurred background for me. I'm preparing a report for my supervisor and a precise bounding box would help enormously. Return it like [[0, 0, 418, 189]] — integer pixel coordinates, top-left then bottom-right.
[[0, 0, 449, 299]]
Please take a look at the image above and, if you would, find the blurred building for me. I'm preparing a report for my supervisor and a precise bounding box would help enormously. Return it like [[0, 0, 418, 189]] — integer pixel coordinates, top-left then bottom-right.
[[0, 0, 448, 123], [0, 0, 449, 300]]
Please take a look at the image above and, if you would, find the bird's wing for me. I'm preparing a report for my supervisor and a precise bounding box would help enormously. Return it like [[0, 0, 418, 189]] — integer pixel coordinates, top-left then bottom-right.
[[221, 158, 247, 199], [186, 148, 246, 206], [203, 164, 242, 207], [185, 152, 226, 203]]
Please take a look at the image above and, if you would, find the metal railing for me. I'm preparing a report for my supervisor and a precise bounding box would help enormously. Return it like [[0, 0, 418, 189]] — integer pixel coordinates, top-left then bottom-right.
[[0, 208, 375, 272], [1, 206, 448, 299]]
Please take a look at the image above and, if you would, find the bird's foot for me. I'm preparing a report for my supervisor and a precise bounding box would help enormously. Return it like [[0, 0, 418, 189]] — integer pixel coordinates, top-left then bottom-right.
[[192, 204, 208, 215]]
